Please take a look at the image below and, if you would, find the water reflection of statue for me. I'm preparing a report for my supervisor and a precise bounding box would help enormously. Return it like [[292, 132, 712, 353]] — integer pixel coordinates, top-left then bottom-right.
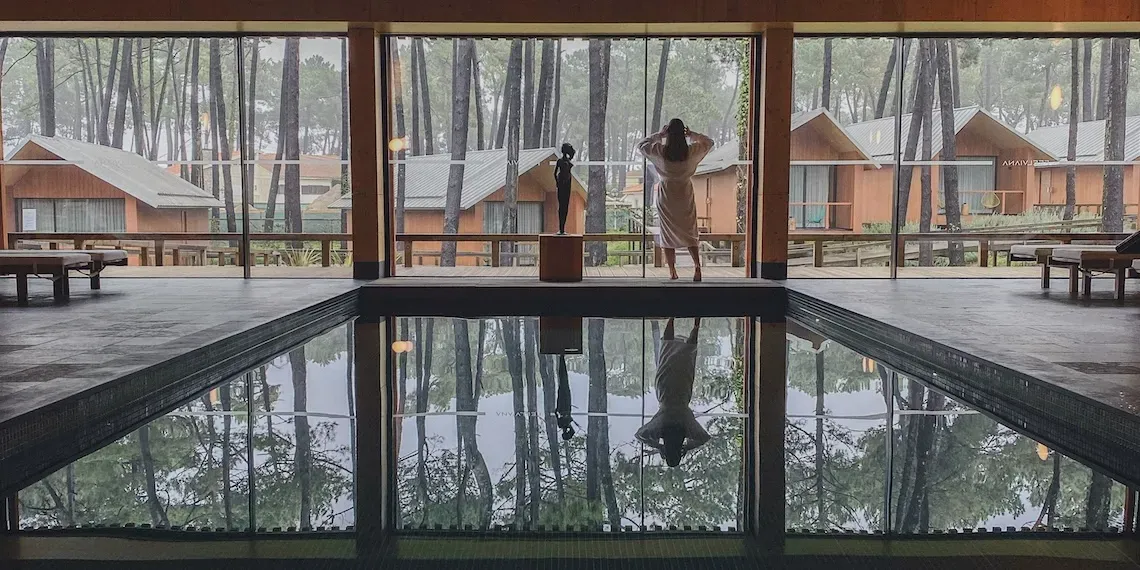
[[553, 143, 576, 235], [555, 355, 575, 440], [636, 318, 710, 467]]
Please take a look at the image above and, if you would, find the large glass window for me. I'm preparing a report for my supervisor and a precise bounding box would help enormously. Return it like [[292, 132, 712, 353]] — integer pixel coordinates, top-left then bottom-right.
[[792, 36, 1139, 278], [386, 37, 754, 278], [0, 35, 348, 278]]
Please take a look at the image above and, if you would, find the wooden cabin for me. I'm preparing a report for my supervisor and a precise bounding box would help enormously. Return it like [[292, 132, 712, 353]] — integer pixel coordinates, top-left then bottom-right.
[[844, 106, 1054, 229], [333, 147, 587, 266], [1027, 116, 1140, 218], [2, 135, 223, 241]]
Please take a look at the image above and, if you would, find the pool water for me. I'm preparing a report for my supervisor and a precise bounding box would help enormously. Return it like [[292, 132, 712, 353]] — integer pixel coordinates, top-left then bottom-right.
[[14, 315, 1129, 535]]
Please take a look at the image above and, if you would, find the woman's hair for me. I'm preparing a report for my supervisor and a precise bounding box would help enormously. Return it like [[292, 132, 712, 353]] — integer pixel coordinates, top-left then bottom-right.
[[661, 423, 688, 467], [662, 118, 689, 163], [560, 142, 576, 159]]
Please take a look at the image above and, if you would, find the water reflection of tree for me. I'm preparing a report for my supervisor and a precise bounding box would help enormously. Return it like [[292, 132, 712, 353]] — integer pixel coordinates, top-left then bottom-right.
[[397, 317, 746, 531], [20, 327, 354, 530], [784, 332, 1127, 533]]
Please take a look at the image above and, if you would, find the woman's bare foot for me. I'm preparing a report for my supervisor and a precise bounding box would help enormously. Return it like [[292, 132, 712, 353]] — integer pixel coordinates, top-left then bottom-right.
[[669, 269, 679, 280], [693, 268, 702, 282]]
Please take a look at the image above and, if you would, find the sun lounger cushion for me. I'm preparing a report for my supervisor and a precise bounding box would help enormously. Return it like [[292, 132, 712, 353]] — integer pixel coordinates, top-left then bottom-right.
[[0, 253, 91, 268], [1051, 246, 1140, 264], [3, 249, 127, 263]]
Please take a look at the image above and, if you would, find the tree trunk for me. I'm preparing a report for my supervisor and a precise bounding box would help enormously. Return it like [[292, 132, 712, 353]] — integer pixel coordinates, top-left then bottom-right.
[[524, 320, 541, 524], [138, 425, 169, 527], [586, 40, 611, 266], [874, 39, 900, 119], [471, 43, 486, 151], [35, 39, 56, 137], [500, 40, 524, 265], [821, 38, 833, 111], [209, 39, 237, 233], [493, 50, 517, 150], [220, 382, 233, 528], [289, 347, 313, 529], [501, 319, 528, 523], [1082, 38, 1095, 122], [415, 39, 435, 155], [247, 39, 260, 213], [454, 318, 472, 525], [1064, 39, 1081, 221], [147, 40, 174, 160], [538, 352, 564, 501], [282, 38, 303, 240], [814, 352, 827, 527], [441, 39, 474, 267], [935, 40, 964, 266], [128, 41, 147, 156], [950, 39, 961, 108], [189, 39, 203, 187], [262, 92, 288, 231], [522, 39, 535, 149], [414, 319, 429, 523], [919, 60, 934, 266], [645, 39, 671, 213], [1085, 473, 1113, 530], [530, 39, 555, 149], [896, 40, 933, 228], [97, 39, 120, 146], [586, 319, 620, 528], [1097, 38, 1112, 121], [890, 39, 912, 117], [411, 41, 423, 156], [111, 38, 133, 149], [391, 42, 408, 235], [1101, 38, 1130, 233], [549, 40, 562, 147]]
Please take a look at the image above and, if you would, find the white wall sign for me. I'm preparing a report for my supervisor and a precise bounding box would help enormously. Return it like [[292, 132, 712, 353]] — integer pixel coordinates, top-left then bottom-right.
[[21, 209, 36, 231]]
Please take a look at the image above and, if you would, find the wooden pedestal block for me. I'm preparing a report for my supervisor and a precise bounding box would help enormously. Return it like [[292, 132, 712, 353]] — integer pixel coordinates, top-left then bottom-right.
[[539, 316, 583, 354], [539, 234, 583, 282]]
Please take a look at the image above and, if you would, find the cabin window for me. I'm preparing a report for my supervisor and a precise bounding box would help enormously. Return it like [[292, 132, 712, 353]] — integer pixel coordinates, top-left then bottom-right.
[[789, 165, 836, 229], [301, 185, 327, 195], [941, 156, 997, 214], [16, 198, 126, 233], [483, 201, 545, 265], [483, 201, 545, 235]]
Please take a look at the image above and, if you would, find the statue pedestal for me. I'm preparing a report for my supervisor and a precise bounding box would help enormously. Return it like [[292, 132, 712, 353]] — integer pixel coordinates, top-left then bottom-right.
[[539, 317, 583, 354], [539, 234, 583, 282]]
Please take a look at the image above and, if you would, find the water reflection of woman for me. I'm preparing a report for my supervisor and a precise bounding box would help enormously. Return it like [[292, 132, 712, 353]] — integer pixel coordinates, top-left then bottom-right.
[[555, 355, 575, 440], [636, 318, 710, 467]]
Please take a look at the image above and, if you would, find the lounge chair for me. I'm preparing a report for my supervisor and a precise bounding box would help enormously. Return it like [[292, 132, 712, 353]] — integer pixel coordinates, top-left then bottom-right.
[[6, 249, 128, 289], [1009, 241, 1116, 289], [0, 252, 92, 305], [1049, 246, 1140, 298]]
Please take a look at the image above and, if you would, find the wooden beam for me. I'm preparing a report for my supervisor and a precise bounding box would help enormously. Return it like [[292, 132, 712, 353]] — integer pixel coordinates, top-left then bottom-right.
[[348, 27, 384, 279], [7, 3, 1140, 32], [757, 27, 793, 280]]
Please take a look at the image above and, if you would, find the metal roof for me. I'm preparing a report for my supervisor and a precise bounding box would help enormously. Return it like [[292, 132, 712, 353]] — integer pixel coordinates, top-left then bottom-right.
[[1026, 116, 1140, 163], [331, 146, 579, 210], [843, 106, 1055, 161], [6, 135, 224, 209]]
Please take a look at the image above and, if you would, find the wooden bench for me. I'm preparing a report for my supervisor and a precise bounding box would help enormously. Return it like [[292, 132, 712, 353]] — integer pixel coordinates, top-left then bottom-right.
[[1049, 246, 1140, 298]]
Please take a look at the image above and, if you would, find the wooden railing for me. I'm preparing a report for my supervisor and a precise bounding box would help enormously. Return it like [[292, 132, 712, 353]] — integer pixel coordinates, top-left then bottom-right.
[[8, 232, 350, 267], [395, 233, 747, 268], [790, 231, 1135, 268], [14, 229, 1132, 271]]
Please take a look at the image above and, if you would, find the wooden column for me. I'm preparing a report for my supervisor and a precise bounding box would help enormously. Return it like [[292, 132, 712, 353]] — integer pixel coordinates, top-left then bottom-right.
[[353, 318, 391, 545], [746, 318, 786, 545], [348, 27, 387, 279], [755, 27, 794, 280]]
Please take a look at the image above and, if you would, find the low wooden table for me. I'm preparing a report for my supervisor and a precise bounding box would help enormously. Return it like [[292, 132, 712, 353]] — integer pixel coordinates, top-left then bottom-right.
[[539, 234, 583, 282]]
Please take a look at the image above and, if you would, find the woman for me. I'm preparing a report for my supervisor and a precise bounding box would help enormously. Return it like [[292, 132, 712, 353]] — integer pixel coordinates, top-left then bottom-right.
[[635, 317, 710, 467], [637, 118, 715, 281]]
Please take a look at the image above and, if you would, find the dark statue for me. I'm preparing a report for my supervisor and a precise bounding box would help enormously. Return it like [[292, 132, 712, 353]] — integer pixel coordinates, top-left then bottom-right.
[[553, 143, 575, 235], [555, 355, 574, 440]]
